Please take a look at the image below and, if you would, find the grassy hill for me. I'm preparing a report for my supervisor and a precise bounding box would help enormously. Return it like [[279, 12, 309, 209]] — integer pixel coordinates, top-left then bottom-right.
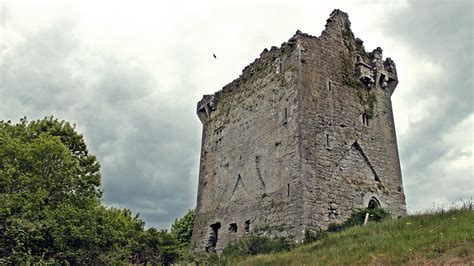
[[214, 208, 473, 265]]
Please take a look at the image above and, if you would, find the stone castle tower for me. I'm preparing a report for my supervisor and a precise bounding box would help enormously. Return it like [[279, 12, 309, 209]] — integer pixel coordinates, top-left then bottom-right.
[[191, 9, 407, 252]]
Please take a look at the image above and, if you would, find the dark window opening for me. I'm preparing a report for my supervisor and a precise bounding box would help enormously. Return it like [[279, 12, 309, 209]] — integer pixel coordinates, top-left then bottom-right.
[[244, 220, 250, 234], [328, 80, 332, 91], [283, 108, 288, 126], [276, 62, 282, 74], [198, 108, 208, 119], [378, 73, 388, 88], [326, 134, 330, 146], [362, 113, 370, 126], [368, 198, 380, 209], [206, 222, 221, 252], [214, 128, 223, 149], [397, 186, 402, 193], [287, 183, 290, 197], [228, 223, 237, 233]]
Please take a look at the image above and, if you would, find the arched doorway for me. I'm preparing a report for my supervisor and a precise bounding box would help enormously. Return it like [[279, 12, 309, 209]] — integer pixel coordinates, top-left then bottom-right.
[[368, 197, 381, 209]]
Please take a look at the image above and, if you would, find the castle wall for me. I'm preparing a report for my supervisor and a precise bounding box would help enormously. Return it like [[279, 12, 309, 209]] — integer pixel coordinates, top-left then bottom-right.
[[192, 9, 407, 252], [192, 44, 306, 252], [295, 11, 406, 233]]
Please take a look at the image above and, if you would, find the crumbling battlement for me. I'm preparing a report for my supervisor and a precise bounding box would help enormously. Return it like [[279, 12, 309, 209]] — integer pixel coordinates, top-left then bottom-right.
[[197, 9, 398, 124], [192, 9, 406, 253]]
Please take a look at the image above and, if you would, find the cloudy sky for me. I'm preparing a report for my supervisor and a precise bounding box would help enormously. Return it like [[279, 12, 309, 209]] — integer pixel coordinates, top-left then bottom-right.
[[1, 0, 472, 228]]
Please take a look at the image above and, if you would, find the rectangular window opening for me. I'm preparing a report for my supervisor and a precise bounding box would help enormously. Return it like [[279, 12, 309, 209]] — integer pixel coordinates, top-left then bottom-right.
[[287, 183, 290, 197], [228, 223, 237, 233], [206, 222, 221, 252]]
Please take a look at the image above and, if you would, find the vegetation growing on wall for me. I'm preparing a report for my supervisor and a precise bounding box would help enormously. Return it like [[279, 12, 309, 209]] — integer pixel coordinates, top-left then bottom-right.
[[342, 50, 377, 117], [357, 88, 377, 118], [340, 18, 378, 118], [328, 207, 390, 232], [342, 20, 355, 52], [341, 51, 358, 89]]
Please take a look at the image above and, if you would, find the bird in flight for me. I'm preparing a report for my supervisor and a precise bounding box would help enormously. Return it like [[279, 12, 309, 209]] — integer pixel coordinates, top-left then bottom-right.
[[213, 53, 217, 59]]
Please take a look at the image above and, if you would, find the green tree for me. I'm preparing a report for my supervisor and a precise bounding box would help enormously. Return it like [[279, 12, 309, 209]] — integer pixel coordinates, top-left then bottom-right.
[[169, 209, 195, 263], [0, 117, 193, 264], [0, 117, 145, 263], [170, 209, 195, 246]]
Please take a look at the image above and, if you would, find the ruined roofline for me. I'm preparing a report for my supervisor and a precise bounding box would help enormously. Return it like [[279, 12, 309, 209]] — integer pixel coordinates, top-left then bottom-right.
[[197, 9, 398, 119]]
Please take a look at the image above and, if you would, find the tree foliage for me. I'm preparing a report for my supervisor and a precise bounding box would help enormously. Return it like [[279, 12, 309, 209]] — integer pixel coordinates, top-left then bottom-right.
[[171, 209, 195, 246], [0, 117, 194, 264]]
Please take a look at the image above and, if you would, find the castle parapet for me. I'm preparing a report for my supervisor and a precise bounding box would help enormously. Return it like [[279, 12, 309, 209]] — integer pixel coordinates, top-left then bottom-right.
[[355, 47, 398, 94], [197, 95, 216, 123]]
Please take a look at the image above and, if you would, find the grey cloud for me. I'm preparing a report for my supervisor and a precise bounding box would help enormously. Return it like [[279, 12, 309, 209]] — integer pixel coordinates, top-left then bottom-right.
[[384, 1, 473, 209], [75, 50, 201, 229], [1, 19, 81, 111], [0, 12, 201, 229]]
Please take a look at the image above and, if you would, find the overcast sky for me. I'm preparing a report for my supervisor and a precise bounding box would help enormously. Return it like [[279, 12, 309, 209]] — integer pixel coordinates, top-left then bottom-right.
[[1, 0, 472, 228]]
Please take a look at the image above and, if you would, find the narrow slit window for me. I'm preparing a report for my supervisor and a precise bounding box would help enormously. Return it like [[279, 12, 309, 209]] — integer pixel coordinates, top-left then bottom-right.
[[214, 127, 223, 149], [276, 61, 282, 74], [287, 183, 290, 197], [326, 134, 330, 146], [244, 220, 250, 234], [362, 113, 370, 126], [328, 80, 332, 91]]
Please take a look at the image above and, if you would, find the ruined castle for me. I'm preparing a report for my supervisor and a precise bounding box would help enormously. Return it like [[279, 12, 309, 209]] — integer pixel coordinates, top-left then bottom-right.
[[191, 9, 407, 252]]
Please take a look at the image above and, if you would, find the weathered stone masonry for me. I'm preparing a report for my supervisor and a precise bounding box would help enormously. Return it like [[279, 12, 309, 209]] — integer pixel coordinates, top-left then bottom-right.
[[191, 9, 407, 252]]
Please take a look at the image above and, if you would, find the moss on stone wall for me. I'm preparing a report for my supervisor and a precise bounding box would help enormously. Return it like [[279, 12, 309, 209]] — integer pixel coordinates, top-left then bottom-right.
[[357, 88, 377, 118], [342, 20, 355, 53], [340, 23, 377, 118], [342, 52, 377, 117], [341, 51, 358, 89]]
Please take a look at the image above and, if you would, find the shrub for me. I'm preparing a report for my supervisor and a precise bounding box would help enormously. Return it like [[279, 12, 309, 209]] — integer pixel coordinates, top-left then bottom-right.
[[222, 235, 291, 257], [304, 229, 328, 243], [328, 207, 390, 232]]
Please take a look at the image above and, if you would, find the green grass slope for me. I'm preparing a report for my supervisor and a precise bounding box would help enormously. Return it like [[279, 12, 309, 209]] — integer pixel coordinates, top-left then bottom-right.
[[230, 209, 473, 265]]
